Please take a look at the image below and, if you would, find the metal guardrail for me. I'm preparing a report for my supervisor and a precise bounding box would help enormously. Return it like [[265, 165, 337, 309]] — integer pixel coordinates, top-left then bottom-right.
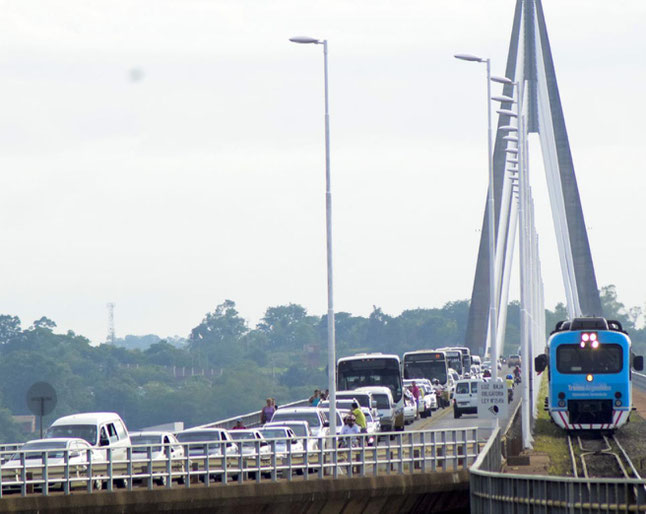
[[633, 372, 646, 392], [470, 427, 646, 512], [0, 428, 480, 498], [203, 398, 311, 431]]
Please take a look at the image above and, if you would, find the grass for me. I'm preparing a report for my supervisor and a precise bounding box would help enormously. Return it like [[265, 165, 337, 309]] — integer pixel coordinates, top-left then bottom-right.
[[530, 373, 572, 476]]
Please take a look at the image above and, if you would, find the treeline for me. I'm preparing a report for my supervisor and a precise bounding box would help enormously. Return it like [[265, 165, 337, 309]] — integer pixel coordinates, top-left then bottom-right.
[[0, 285, 643, 443]]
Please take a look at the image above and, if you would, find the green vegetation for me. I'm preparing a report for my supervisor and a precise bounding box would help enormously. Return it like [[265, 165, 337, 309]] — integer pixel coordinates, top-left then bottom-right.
[[0, 284, 643, 443], [530, 373, 572, 475]]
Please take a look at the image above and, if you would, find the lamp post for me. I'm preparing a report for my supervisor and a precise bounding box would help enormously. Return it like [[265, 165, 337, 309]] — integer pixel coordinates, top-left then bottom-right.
[[290, 36, 337, 438], [454, 53, 498, 381]]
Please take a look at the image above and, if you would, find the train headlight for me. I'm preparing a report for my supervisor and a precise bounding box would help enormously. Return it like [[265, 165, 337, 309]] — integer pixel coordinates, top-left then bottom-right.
[[615, 399, 622, 407], [558, 400, 566, 407], [615, 391, 622, 399], [558, 392, 566, 400], [586, 374, 593, 382], [580, 332, 598, 346], [591, 340, 600, 349]]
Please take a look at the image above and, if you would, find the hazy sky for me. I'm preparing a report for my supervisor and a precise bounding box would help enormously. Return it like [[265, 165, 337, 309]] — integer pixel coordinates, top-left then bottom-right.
[[0, 1, 644, 343]]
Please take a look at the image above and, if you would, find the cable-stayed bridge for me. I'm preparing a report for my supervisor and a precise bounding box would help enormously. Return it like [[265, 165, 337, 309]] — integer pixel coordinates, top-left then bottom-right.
[[0, 1, 638, 512]]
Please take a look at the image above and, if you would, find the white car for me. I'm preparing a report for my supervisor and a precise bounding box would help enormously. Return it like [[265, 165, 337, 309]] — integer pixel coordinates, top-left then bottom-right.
[[175, 428, 238, 458], [46, 412, 130, 463], [403, 390, 416, 425], [228, 429, 270, 457], [335, 391, 379, 419], [403, 379, 434, 418], [129, 431, 185, 486], [266, 407, 330, 446], [264, 421, 318, 452], [418, 384, 437, 415], [258, 427, 304, 456], [362, 408, 380, 446], [356, 386, 396, 432], [1, 438, 104, 491]]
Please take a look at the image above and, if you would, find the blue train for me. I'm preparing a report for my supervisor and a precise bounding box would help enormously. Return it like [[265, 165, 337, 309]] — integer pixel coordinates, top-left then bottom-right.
[[534, 317, 643, 431]]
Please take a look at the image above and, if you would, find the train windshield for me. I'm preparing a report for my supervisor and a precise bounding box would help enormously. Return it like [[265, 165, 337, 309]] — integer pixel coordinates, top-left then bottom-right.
[[556, 344, 623, 374]]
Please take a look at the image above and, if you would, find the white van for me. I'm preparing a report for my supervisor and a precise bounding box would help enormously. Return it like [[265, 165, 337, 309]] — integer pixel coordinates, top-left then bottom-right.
[[356, 386, 395, 431], [452, 379, 481, 418], [46, 412, 131, 461]]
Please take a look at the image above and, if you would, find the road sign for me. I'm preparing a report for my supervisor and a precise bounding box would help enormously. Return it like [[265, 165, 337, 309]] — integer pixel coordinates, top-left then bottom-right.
[[26, 382, 57, 438], [477, 379, 508, 420]]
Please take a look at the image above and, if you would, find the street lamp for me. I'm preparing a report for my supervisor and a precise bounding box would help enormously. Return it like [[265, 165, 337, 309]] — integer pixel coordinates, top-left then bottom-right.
[[290, 35, 337, 438], [454, 52, 498, 380]]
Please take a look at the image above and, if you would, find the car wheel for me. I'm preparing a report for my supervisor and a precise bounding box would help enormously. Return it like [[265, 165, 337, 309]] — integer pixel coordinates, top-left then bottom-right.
[[155, 475, 167, 487], [454, 407, 461, 419], [93, 478, 104, 491]]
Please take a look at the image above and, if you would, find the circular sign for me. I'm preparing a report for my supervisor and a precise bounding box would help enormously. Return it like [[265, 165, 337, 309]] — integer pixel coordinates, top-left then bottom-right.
[[26, 382, 57, 417]]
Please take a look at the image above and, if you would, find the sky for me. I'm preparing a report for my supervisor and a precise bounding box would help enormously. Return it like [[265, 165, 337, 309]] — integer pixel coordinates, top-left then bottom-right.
[[0, 0, 644, 343]]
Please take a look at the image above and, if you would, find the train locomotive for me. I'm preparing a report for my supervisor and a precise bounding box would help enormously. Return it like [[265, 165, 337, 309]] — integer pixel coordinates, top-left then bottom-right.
[[534, 317, 644, 431]]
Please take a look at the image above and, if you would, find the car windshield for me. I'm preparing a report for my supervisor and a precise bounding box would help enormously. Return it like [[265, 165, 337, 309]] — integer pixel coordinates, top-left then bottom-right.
[[260, 429, 288, 440], [336, 394, 369, 408], [131, 435, 162, 452], [270, 411, 321, 428], [46, 425, 97, 445], [284, 424, 308, 437], [13, 441, 69, 461], [373, 394, 390, 409], [176, 431, 221, 443], [229, 432, 257, 441], [456, 383, 470, 394], [319, 400, 354, 410]]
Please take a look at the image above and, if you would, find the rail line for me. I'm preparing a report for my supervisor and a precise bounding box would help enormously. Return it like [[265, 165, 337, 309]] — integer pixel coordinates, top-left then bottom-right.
[[568, 433, 640, 480]]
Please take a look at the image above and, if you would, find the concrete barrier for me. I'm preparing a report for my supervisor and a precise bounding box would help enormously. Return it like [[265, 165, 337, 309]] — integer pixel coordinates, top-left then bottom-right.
[[0, 470, 470, 513]]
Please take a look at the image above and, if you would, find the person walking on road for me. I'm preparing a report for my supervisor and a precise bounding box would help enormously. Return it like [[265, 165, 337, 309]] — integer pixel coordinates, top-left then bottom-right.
[[260, 398, 275, 424]]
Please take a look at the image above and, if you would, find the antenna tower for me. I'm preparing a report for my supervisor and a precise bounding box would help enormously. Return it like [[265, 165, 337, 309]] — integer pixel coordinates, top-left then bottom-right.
[[106, 302, 116, 344]]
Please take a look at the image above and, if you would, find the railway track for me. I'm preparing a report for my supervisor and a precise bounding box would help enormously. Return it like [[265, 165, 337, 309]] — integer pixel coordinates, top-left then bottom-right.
[[568, 433, 641, 480]]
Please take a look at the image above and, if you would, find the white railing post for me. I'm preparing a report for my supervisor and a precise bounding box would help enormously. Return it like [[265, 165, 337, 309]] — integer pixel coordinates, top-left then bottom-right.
[[166, 442, 173, 488], [146, 445, 153, 490], [42, 451, 49, 496], [107, 448, 113, 492], [63, 448, 70, 495]]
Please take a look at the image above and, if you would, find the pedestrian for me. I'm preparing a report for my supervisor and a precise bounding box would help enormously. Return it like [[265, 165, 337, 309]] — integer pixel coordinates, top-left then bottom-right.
[[309, 389, 321, 406], [322, 389, 329, 401], [232, 419, 246, 430], [410, 381, 420, 418], [351, 401, 367, 433], [260, 398, 275, 424], [340, 414, 360, 447]]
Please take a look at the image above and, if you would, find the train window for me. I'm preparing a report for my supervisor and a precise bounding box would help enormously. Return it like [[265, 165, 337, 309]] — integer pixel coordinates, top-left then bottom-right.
[[556, 344, 623, 374]]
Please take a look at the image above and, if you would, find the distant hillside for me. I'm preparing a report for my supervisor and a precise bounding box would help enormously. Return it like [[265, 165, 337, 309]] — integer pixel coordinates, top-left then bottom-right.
[[114, 335, 187, 351]]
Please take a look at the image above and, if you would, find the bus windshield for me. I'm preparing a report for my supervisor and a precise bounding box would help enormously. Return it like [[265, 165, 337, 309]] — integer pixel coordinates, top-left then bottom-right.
[[444, 352, 463, 375], [403, 355, 447, 384], [338, 357, 402, 402], [556, 344, 623, 374]]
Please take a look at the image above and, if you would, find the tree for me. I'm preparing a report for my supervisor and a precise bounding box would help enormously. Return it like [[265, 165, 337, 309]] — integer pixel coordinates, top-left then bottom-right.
[[600, 285, 632, 329], [31, 316, 56, 331], [257, 304, 318, 351], [0, 315, 21, 345], [189, 300, 247, 346]]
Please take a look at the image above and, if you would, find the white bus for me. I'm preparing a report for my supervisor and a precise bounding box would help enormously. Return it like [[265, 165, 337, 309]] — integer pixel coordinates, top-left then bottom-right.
[[437, 347, 464, 376], [337, 353, 405, 431], [402, 350, 449, 387]]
